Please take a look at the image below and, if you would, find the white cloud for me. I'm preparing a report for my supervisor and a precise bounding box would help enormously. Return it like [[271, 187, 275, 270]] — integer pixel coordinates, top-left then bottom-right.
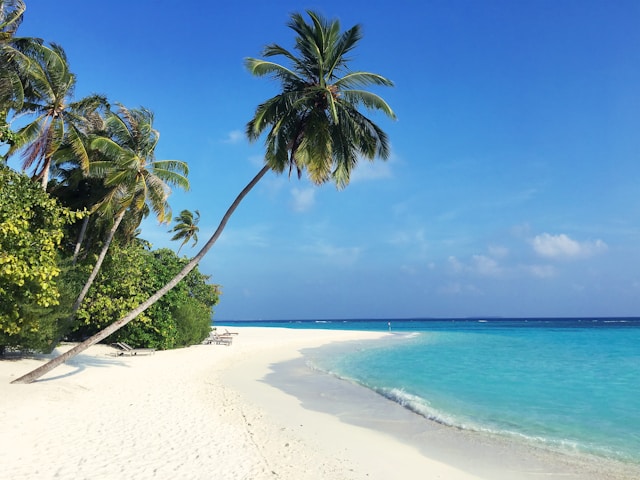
[[448, 254, 502, 276], [471, 255, 502, 276], [291, 187, 316, 212], [448, 256, 464, 273], [302, 241, 361, 266], [531, 233, 607, 259], [223, 130, 244, 144], [350, 152, 396, 182], [389, 228, 429, 258], [524, 264, 557, 278]]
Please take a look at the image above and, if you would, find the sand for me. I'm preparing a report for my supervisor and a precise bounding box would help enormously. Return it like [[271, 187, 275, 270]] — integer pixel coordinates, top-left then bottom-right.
[[0, 327, 636, 480]]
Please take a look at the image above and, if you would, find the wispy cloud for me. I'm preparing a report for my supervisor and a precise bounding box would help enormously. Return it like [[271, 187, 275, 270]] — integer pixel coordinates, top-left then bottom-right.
[[223, 130, 244, 144], [389, 228, 429, 257], [437, 282, 482, 296], [301, 241, 361, 265], [471, 255, 502, 276], [291, 187, 316, 212], [350, 152, 396, 182], [523, 264, 557, 278], [448, 254, 503, 277], [213, 224, 271, 248], [531, 233, 607, 259]]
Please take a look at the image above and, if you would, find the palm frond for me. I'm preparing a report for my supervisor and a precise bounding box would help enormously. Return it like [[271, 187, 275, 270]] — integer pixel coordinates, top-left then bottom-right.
[[90, 136, 128, 162], [87, 160, 116, 179], [1, 1, 26, 34], [341, 90, 396, 119], [244, 58, 300, 83], [335, 71, 394, 89], [152, 159, 189, 177]]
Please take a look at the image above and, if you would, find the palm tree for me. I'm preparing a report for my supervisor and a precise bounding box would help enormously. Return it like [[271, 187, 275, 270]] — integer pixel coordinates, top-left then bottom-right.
[[0, 0, 41, 147], [170, 209, 200, 254], [12, 10, 395, 383], [67, 104, 189, 316], [49, 160, 110, 264], [245, 10, 395, 188], [48, 102, 110, 263], [0, 0, 24, 131], [4, 41, 106, 189]]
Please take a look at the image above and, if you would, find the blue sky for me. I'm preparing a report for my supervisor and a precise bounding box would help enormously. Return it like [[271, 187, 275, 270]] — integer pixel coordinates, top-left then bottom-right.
[[11, 0, 640, 319]]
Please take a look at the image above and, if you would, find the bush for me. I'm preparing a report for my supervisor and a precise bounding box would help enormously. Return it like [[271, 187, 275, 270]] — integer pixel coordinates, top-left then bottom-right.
[[173, 300, 213, 347], [71, 244, 219, 349], [0, 166, 81, 353]]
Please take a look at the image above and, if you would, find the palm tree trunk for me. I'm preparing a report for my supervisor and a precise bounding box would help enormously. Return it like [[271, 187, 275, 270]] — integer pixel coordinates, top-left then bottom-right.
[[70, 209, 126, 316], [11, 165, 270, 384], [40, 158, 51, 190], [72, 215, 90, 265]]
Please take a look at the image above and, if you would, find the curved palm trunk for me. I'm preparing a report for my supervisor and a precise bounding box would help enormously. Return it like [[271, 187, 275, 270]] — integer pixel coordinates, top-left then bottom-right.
[[11, 165, 270, 384], [72, 215, 90, 265], [70, 209, 126, 315]]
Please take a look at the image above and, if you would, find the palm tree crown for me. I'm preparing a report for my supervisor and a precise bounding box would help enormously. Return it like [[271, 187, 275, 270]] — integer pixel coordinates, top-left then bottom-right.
[[245, 10, 396, 189], [0, 0, 42, 146], [5, 41, 106, 188], [90, 105, 189, 224], [170, 209, 200, 254], [0, 0, 26, 113]]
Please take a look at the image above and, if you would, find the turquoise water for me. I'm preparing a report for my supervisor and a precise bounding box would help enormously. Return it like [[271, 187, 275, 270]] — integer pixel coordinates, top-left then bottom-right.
[[221, 318, 640, 465]]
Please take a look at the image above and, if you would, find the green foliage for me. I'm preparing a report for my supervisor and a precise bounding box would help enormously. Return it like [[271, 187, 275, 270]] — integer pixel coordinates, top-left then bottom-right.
[[245, 10, 395, 189], [72, 241, 154, 339], [169, 209, 200, 254], [89, 105, 190, 225], [72, 244, 218, 349], [0, 165, 81, 351], [144, 248, 219, 347], [172, 300, 212, 347], [0, 113, 16, 146], [4, 41, 108, 188]]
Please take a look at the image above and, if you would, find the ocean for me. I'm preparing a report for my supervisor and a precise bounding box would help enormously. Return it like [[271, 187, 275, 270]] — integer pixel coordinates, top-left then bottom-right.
[[220, 318, 640, 471]]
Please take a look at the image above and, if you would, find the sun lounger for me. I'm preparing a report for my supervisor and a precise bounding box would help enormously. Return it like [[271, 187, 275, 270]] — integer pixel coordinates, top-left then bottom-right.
[[202, 334, 233, 346], [113, 342, 156, 356]]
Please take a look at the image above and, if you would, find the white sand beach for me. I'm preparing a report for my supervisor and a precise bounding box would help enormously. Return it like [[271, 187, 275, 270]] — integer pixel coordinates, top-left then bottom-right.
[[0, 327, 634, 480]]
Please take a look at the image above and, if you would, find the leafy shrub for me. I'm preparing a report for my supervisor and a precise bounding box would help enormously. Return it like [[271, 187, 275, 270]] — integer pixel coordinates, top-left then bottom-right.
[[72, 244, 218, 349], [0, 166, 81, 353]]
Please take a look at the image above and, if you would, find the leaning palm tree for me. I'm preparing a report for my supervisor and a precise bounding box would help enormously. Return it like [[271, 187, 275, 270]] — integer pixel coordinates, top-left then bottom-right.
[[170, 209, 200, 254], [67, 104, 189, 316], [12, 10, 395, 383], [4, 42, 106, 189]]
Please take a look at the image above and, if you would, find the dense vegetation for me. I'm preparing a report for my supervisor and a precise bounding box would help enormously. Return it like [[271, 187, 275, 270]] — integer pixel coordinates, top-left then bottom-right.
[[0, 0, 218, 353]]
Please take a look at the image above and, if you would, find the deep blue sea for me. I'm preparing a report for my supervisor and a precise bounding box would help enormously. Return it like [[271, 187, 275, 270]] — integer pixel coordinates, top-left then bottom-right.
[[220, 318, 640, 466]]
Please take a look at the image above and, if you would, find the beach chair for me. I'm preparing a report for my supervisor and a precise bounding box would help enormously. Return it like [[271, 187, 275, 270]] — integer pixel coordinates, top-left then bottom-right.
[[202, 334, 233, 346], [115, 342, 156, 356]]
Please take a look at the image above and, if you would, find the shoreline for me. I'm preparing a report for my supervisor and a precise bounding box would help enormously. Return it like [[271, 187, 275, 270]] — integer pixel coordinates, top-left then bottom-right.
[[1, 327, 638, 479]]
